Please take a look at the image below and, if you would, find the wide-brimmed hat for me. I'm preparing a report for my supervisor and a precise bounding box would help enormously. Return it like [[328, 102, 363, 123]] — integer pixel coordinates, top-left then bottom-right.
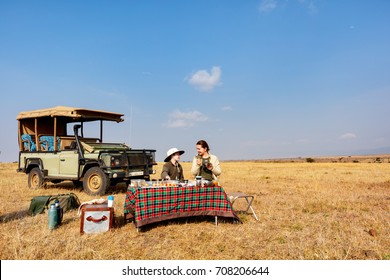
[[164, 148, 185, 162]]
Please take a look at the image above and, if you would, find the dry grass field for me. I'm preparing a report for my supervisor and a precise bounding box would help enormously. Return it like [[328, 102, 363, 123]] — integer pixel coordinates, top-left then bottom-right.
[[0, 157, 389, 260]]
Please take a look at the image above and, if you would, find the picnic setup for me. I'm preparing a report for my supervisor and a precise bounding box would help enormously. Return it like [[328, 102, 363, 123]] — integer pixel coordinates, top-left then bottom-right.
[[124, 179, 243, 229], [27, 179, 258, 234], [18, 106, 259, 234]]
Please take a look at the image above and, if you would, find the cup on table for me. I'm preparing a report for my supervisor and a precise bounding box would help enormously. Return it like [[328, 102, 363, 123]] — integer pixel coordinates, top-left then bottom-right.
[[108, 195, 114, 207], [196, 176, 202, 187]]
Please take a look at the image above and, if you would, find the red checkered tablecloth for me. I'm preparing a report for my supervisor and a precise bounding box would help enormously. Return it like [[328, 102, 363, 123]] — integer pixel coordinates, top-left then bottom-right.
[[124, 185, 241, 228]]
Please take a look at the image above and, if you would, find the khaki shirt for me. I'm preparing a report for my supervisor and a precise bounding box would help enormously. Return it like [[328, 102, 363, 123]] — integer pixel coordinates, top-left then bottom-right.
[[161, 161, 184, 181], [190, 154, 222, 180]]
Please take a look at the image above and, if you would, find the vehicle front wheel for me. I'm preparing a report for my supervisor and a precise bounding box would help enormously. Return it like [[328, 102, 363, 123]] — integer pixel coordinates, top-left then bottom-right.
[[83, 167, 110, 196], [28, 167, 46, 189]]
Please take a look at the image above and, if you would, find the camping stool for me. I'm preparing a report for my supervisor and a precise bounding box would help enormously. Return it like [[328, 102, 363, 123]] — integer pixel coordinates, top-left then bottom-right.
[[228, 192, 259, 221]]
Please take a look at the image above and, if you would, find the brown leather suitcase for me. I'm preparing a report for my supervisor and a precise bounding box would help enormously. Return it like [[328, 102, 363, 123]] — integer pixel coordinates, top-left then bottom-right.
[[80, 203, 114, 234]]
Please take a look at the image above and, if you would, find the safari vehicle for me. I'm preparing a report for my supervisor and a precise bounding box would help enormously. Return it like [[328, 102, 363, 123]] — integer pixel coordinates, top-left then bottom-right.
[[16, 106, 156, 195]]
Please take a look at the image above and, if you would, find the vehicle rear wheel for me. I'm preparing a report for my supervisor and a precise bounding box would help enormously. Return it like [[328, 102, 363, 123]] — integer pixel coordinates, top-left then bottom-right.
[[28, 167, 46, 189], [83, 167, 109, 196]]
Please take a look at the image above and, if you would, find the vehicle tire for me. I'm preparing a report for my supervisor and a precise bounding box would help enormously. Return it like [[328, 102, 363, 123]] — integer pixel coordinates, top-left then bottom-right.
[[28, 167, 46, 189], [83, 167, 110, 196]]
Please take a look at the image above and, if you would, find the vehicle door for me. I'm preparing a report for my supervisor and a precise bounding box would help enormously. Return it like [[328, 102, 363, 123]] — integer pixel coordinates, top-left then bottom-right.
[[59, 150, 79, 177]]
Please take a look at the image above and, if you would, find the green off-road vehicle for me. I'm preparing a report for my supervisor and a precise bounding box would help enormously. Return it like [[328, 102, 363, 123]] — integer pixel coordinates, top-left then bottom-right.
[[17, 106, 156, 195]]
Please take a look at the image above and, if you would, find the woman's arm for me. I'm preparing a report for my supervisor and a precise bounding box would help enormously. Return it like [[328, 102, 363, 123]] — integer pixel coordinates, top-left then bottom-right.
[[161, 162, 171, 180], [190, 156, 201, 177], [210, 155, 222, 177]]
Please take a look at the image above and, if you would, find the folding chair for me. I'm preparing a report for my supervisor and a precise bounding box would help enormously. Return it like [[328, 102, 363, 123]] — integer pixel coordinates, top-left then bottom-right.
[[228, 192, 259, 221], [40, 136, 60, 151], [21, 134, 37, 151]]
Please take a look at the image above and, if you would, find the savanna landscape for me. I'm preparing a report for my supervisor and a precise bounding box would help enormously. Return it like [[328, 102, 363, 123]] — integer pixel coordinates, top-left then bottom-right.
[[0, 155, 389, 260]]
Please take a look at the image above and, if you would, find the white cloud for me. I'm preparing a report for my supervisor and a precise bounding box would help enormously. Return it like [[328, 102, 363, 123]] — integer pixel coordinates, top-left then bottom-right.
[[165, 119, 189, 128], [259, 0, 319, 14], [298, 0, 319, 14], [258, 0, 278, 13], [165, 110, 208, 128], [307, 1, 318, 14], [187, 66, 222, 92], [221, 106, 232, 111], [170, 110, 208, 121], [340, 133, 357, 140]]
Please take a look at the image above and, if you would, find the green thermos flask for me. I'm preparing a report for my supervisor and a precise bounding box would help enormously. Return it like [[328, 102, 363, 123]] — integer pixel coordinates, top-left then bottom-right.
[[48, 204, 59, 230], [54, 199, 63, 224]]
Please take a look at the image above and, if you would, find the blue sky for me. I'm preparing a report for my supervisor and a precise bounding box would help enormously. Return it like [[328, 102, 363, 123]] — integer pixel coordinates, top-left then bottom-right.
[[1, 0, 390, 162]]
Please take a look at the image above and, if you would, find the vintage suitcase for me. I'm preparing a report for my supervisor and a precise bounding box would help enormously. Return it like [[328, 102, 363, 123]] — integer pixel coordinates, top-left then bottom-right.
[[80, 203, 114, 234]]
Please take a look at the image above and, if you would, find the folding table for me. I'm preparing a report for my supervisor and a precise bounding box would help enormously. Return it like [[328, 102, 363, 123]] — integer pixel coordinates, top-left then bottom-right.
[[124, 185, 242, 229]]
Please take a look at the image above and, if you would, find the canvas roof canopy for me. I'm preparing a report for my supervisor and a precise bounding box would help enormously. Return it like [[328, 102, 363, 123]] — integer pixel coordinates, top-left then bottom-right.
[[16, 106, 124, 123], [17, 106, 125, 151]]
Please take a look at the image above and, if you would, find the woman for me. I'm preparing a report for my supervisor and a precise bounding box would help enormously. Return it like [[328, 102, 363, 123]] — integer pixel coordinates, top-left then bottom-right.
[[161, 147, 185, 181], [191, 140, 221, 181]]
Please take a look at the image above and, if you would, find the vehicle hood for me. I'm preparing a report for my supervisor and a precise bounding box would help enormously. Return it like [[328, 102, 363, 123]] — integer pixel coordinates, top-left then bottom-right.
[[81, 142, 130, 152]]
